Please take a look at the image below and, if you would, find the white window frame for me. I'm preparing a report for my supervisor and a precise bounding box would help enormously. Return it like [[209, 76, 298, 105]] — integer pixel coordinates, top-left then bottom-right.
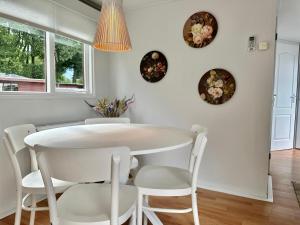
[[0, 19, 95, 99]]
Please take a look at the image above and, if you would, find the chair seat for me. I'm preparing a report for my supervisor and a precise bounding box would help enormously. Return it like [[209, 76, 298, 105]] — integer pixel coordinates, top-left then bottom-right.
[[57, 183, 137, 225], [134, 165, 192, 196], [22, 170, 73, 194]]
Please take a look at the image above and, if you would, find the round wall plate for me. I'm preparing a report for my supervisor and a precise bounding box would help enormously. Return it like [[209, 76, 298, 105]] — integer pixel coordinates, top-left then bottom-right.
[[140, 51, 168, 83], [198, 69, 236, 105], [183, 11, 218, 48]]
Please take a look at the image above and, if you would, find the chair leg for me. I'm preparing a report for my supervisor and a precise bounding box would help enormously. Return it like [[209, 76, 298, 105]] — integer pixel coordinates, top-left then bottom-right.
[[14, 190, 22, 225], [192, 192, 200, 225], [29, 195, 36, 225], [129, 208, 136, 225], [143, 196, 148, 225], [137, 191, 143, 225]]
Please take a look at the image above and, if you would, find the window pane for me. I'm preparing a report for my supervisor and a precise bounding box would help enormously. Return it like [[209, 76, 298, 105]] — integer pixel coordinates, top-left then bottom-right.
[[0, 17, 46, 92], [55, 35, 84, 89]]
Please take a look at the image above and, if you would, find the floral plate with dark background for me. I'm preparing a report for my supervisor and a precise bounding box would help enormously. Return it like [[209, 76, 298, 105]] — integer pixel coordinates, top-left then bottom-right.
[[183, 11, 218, 48], [140, 51, 168, 83], [198, 69, 236, 105]]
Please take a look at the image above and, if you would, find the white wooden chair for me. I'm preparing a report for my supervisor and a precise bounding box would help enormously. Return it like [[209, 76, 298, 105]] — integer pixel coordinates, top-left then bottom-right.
[[35, 145, 137, 225], [84, 117, 138, 170], [3, 124, 73, 225], [85, 117, 131, 125], [134, 125, 208, 225]]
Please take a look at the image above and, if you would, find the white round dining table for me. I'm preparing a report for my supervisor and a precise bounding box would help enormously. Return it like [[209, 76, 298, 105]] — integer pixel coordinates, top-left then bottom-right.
[[24, 124, 194, 156]]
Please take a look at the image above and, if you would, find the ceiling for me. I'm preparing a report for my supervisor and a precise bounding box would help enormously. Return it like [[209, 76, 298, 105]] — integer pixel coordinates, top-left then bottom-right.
[[78, 0, 179, 11]]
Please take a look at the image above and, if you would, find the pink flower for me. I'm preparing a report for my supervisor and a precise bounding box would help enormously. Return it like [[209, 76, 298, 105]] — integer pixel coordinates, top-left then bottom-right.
[[201, 25, 213, 39], [193, 34, 204, 45]]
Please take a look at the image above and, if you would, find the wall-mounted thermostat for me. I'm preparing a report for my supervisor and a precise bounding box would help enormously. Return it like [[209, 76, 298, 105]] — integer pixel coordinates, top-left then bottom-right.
[[248, 36, 256, 52]]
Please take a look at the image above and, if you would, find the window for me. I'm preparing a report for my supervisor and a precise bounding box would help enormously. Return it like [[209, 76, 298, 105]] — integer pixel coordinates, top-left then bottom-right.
[[1, 83, 18, 91], [55, 35, 84, 90], [0, 17, 46, 92], [0, 17, 93, 95]]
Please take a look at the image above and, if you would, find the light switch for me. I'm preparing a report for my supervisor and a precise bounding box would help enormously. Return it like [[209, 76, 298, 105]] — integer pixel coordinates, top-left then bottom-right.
[[259, 41, 269, 51]]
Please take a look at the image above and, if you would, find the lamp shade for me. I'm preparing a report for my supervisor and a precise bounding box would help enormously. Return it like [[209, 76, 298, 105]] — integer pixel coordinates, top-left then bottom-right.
[[93, 0, 132, 52]]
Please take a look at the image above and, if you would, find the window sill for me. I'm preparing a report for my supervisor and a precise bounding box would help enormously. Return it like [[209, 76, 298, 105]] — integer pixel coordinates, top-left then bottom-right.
[[0, 91, 96, 100]]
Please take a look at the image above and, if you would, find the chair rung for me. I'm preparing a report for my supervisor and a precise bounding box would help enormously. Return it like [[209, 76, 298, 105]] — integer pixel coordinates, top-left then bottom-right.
[[143, 206, 192, 214], [22, 205, 49, 212], [22, 193, 49, 212]]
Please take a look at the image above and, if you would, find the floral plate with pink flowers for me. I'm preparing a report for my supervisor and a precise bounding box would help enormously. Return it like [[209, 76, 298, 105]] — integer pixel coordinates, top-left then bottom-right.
[[140, 51, 168, 83], [198, 69, 236, 105], [183, 11, 218, 48]]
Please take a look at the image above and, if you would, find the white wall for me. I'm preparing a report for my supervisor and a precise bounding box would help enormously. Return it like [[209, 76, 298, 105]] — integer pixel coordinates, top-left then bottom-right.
[[108, 0, 277, 199], [0, 0, 277, 217], [0, 51, 110, 217], [278, 0, 300, 42]]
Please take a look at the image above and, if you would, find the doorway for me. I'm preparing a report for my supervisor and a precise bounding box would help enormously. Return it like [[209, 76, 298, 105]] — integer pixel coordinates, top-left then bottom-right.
[[271, 40, 300, 151]]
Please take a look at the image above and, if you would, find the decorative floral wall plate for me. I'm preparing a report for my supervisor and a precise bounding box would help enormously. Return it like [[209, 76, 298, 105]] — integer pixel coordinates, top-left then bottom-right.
[[183, 11, 218, 48], [140, 51, 168, 83], [198, 69, 236, 105]]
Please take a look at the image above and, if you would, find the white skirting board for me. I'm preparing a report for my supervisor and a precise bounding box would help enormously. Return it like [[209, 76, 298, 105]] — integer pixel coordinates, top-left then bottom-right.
[[0, 206, 15, 220], [198, 175, 273, 202], [0, 195, 46, 219]]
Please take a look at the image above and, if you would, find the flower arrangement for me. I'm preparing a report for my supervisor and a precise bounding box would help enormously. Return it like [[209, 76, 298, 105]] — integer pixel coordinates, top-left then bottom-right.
[[85, 95, 134, 117], [191, 23, 213, 45]]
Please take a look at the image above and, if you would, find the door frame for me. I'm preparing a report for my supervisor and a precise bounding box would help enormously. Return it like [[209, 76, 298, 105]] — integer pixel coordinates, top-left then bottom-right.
[[271, 39, 300, 151]]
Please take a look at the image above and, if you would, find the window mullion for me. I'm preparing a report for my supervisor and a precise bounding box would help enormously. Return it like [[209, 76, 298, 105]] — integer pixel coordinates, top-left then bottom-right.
[[84, 45, 93, 95], [46, 32, 56, 93]]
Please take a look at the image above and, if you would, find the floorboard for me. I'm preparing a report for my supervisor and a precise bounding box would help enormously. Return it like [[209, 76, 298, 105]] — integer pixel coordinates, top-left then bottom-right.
[[1, 150, 300, 225]]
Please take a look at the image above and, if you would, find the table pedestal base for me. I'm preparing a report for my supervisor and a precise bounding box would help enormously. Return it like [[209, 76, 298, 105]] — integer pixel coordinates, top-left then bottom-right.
[[143, 208, 164, 225]]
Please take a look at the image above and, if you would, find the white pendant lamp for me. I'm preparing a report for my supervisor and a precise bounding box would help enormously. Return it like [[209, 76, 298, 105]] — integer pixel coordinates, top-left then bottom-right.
[[93, 0, 132, 52]]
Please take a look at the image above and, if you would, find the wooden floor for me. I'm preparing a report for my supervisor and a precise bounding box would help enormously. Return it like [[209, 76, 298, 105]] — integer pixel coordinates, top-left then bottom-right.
[[1, 150, 300, 225]]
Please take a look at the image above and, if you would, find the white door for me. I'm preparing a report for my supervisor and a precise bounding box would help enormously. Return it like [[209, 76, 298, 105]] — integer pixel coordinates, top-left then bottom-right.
[[271, 41, 299, 151]]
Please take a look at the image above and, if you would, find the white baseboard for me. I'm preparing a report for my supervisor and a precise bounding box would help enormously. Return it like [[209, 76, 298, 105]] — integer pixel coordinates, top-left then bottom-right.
[[0, 195, 46, 219], [267, 175, 273, 202], [0, 206, 16, 220], [198, 176, 273, 203]]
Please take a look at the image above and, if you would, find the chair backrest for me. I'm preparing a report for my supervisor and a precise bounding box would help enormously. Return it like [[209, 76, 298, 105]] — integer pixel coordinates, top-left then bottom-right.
[[85, 117, 131, 125], [36, 146, 130, 225], [4, 124, 36, 154], [3, 124, 37, 186], [35, 146, 131, 183], [189, 125, 208, 191], [190, 125, 207, 156]]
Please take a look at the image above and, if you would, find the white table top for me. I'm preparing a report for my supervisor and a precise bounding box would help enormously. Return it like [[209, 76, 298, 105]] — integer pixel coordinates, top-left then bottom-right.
[[24, 124, 194, 155]]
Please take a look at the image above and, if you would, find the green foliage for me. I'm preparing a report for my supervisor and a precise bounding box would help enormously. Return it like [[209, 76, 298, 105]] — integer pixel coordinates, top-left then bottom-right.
[[0, 19, 84, 83], [0, 24, 45, 79], [55, 36, 83, 84]]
